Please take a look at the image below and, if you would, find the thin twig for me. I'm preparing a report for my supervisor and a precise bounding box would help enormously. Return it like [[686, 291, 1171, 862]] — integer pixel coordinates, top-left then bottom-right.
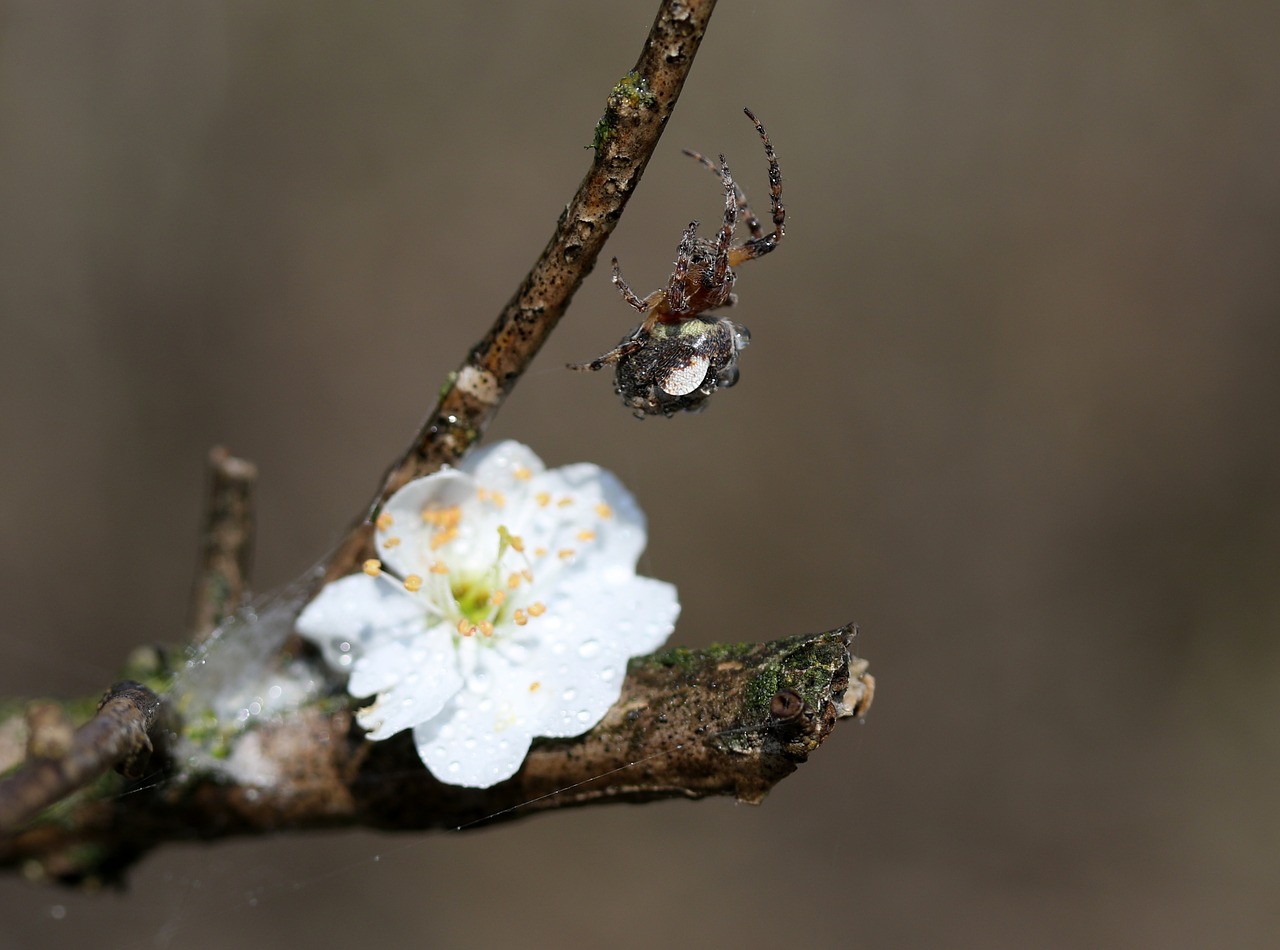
[[323, 0, 719, 583], [188, 447, 257, 643], [0, 682, 162, 833]]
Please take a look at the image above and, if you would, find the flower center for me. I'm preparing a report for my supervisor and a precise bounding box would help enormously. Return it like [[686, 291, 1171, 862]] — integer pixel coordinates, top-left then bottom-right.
[[450, 572, 497, 626]]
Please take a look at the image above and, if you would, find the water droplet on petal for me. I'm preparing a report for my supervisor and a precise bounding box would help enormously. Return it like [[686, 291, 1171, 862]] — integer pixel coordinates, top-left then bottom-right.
[[338, 641, 352, 654], [464, 738, 477, 750], [578, 639, 600, 658], [401, 697, 414, 708], [337, 654, 353, 668], [576, 709, 592, 723], [601, 666, 616, 682], [447, 761, 461, 774], [562, 688, 577, 702]]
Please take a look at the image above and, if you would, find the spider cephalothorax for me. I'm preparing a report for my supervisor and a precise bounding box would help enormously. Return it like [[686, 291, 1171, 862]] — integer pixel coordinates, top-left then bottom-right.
[[570, 107, 785, 418]]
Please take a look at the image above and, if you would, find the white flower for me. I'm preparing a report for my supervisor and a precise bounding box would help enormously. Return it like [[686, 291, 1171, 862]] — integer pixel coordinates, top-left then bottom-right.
[[295, 440, 679, 788]]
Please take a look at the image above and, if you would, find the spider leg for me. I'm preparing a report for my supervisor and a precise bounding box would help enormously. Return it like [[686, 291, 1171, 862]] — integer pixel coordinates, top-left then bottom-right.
[[567, 334, 647, 372], [682, 148, 761, 239], [667, 220, 699, 314], [710, 153, 738, 292], [729, 108, 785, 266], [611, 257, 650, 313]]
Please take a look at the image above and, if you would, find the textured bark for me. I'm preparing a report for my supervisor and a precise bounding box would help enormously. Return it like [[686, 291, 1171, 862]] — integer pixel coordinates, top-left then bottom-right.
[[0, 629, 871, 884]]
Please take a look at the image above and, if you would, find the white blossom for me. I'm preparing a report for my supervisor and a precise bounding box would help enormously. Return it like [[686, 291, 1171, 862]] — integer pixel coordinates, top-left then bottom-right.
[[295, 440, 679, 788]]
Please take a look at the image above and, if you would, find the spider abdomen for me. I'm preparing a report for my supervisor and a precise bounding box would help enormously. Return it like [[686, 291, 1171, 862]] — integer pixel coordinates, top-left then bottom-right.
[[614, 316, 750, 418]]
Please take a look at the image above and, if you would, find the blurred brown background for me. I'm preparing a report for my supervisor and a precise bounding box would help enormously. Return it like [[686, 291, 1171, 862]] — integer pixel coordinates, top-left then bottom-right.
[[3, 1, 1279, 947]]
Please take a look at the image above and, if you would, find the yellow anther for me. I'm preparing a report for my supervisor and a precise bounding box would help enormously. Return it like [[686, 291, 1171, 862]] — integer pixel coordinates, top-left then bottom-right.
[[375, 512, 394, 531], [514, 466, 533, 481], [403, 574, 423, 593], [534, 546, 548, 558], [535, 492, 551, 507], [430, 526, 458, 550], [521, 569, 533, 582], [430, 561, 450, 575], [478, 620, 494, 637], [577, 529, 596, 542], [528, 602, 546, 617], [490, 490, 506, 509], [594, 502, 613, 519], [557, 496, 574, 508], [457, 618, 474, 637], [507, 572, 523, 589], [489, 590, 506, 606], [476, 487, 490, 502], [514, 609, 528, 626], [528, 680, 541, 692], [558, 548, 576, 560], [362, 559, 382, 577], [383, 536, 402, 549], [422, 504, 462, 527], [510, 534, 525, 553]]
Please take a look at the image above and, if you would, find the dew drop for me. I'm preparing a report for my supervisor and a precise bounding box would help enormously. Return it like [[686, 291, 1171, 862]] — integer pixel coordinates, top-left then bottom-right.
[[576, 709, 592, 723], [337, 654, 353, 668], [401, 697, 414, 708], [562, 688, 577, 702], [578, 639, 600, 658], [601, 666, 616, 682], [447, 761, 461, 774], [338, 640, 353, 654], [267, 684, 283, 700]]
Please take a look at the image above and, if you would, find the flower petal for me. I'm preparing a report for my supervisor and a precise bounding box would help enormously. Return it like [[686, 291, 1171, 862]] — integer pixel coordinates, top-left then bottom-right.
[[460, 439, 547, 489], [352, 622, 464, 740], [412, 686, 535, 787], [376, 469, 482, 577], [523, 575, 679, 739], [295, 572, 426, 673]]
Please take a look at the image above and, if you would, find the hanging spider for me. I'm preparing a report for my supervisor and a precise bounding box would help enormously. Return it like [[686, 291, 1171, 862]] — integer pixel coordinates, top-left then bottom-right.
[[569, 107, 785, 418]]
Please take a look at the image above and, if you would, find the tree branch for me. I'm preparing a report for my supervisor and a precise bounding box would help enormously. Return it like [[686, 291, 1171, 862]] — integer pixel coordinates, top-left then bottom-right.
[[323, 0, 719, 584], [188, 447, 257, 643], [1, 629, 872, 884], [0, 682, 162, 834]]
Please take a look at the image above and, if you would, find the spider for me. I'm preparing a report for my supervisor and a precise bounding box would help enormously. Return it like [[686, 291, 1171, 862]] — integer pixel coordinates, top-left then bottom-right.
[[570, 107, 785, 418]]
